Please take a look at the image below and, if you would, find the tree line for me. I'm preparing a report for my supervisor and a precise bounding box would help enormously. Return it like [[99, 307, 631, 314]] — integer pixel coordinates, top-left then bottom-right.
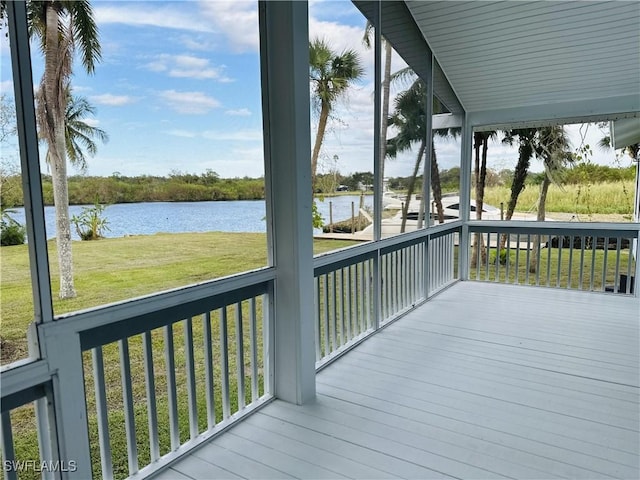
[[1, 171, 265, 207]]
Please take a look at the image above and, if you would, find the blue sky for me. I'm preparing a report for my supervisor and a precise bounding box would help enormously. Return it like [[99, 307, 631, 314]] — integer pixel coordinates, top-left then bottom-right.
[[1, 0, 624, 179]]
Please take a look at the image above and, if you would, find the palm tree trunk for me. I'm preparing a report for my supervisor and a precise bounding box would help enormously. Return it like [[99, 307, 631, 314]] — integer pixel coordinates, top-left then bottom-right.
[[500, 137, 534, 249], [44, 5, 76, 299], [380, 41, 392, 181], [477, 135, 489, 216], [400, 140, 425, 233], [430, 140, 445, 224], [311, 102, 330, 193], [471, 133, 487, 267], [529, 174, 551, 273]]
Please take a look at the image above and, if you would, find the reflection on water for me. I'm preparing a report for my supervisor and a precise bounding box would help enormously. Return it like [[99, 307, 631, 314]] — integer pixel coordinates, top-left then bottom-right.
[[11, 195, 372, 240]]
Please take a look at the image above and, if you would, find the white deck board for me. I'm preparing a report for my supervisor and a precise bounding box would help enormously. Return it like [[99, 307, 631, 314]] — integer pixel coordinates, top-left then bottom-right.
[[155, 282, 639, 480]]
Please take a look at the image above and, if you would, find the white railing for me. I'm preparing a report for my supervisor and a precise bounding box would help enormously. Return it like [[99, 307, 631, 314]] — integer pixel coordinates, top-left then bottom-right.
[[0, 361, 59, 480], [467, 221, 639, 295], [0, 268, 275, 480], [313, 222, 461, 367]]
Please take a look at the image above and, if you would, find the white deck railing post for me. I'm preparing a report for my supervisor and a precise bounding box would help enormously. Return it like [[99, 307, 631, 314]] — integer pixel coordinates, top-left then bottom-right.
[[38, 331, 93, 479], [458, 114, 472, 280], [259, 0, 316, 404]]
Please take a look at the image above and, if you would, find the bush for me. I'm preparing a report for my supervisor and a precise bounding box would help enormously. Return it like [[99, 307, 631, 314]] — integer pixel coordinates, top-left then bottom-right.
[[71, 200, 109, 240], [1, 213, 26, 246]]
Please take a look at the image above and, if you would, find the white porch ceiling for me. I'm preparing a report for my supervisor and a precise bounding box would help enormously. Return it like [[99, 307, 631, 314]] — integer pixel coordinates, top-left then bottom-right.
[[405, 1, 640, 125]]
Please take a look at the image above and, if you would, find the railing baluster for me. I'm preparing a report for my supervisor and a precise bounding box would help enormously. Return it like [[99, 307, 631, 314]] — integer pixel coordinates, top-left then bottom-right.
[[546, 236, 552, 287], [345, 266, 352, 340], [505, 233, 511, 283], [514, 234, 521, 284], [184, 317, 198, 438], [556, 240, 562, 288], [331, 271, 338, 348], [475, 233, 481, 280], [235, 303, 245, 411], [411, 244, 417, 303], [203, 312, 215, 430], [163, 324, 179, 450], [614, 237, 622, 293], [495, 232, 500, 283], [92, 347, 113, 479], [625, 238, 633, 294], [535, 235, 542, 286], [262, 293, 272, 396], [340, 268, 347, 344], [485, 233, 491, 280], [590, 238, 597, 291], [579, 236, 586, 289], [220, 307, 230, 420], [141, 332, 159, 463], [314, 276, 320, 361], [1, 412, 18, 480], [567, 237, 574, 289], [438, 236, 443, 287], [364, 259, 370, 329], [323, 275, 330, 357], [525, 234, 531, 285], [119, 338, 138, 475], [249, 298, 259, 403], [602, 237, 609, 292]]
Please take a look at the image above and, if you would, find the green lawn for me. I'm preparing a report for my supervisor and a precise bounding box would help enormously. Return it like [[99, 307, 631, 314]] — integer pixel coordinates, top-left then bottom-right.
[[1, 232, 357, 364]]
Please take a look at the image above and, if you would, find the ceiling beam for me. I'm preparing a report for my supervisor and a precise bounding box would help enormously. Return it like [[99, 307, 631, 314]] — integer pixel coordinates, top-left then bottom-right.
[[468, 94, 639, 131]]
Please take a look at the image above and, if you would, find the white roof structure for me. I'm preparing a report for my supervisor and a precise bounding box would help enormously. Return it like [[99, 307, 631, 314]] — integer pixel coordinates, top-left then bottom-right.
[[358, 0, 640, 129]]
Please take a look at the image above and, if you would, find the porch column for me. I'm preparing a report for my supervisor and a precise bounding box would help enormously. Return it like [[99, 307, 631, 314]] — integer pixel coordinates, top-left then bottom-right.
[[259, 1, 316, 404], [458, 114, 472, 280]]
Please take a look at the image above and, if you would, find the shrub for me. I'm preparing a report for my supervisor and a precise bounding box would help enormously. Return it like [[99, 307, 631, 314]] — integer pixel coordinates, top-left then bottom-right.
[[71, 200, 109, 240], [1, 209, 26, 246]]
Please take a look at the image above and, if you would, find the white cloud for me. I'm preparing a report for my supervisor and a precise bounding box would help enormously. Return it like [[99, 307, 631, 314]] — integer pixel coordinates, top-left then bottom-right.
[[94, 5, 214, 33], [90, 94, 138, 107], [143, 54, 233, 82], [166, 129, 197, 138], [225, 108, 251, 117], [1, 80, 14, 96], [202, 129, 262, 142], [159, 90, 221, 115], [198, 1, 259, 53]]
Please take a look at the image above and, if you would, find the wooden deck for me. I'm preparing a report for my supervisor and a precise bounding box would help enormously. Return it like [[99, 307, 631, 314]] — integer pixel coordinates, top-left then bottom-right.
[[154, 282, 639, 480]]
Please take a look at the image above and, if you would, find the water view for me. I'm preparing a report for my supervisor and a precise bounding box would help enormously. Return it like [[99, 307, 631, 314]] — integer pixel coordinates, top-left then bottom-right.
[[11, 194, 372, 240]]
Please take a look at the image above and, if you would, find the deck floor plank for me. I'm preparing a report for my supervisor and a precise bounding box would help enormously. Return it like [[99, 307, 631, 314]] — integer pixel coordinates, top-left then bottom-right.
[[154, 283, 640, 480]]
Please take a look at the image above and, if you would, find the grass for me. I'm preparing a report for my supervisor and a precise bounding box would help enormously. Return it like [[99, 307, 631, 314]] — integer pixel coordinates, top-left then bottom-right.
[[481, 181, 636, 216], [1, 232, 357, 364], [1, 232, 358, 480]]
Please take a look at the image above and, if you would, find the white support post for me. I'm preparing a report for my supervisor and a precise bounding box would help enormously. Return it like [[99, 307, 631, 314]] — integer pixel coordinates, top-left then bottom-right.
[[459, 114, 472, 280], [372, 1, 382, 330], [422, 54, 434, 297], [38, 331, 92, 479], [259, 0, 315, 404]]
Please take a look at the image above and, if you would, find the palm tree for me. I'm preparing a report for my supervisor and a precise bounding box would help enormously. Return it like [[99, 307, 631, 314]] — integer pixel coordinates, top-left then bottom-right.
[[386, 80, 426, 233], [500, 128, 537, 248], [529, 126, 572, 273], [386, 80, 456, 232], [470, 130, 497, 267], [309, 38, 364, 191], [385, 67, 456, 227], [363, 21, 392, 181], [30, 0, 101, 299], [62, 91, 108, 172]]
